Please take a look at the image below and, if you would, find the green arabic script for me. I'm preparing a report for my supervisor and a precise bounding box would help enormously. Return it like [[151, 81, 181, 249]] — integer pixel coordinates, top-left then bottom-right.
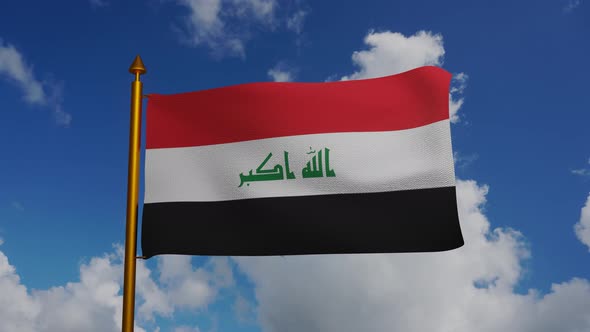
[[238, 147, 335, 187]]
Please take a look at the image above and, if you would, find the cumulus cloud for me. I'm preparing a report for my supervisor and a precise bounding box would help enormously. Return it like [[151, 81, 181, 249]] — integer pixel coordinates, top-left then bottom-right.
[[156, 255, 233, 311], [0, 245, 233, 331], [340, 30, 466, 123], [234, 294, 256, 324], [235, 179, 590, 332], [267, 60, 298, 82], [174, 0, 277, 57], [574, 194, 590, 251], [267, 68, 292, 82], [267, 61, 295, 82], [341, 30, 445, 80], [0, 247, 135, 332], [0, 250, 39, 332], [232, 29, 590, 332], [157, 255, 213, 309], [0, 39, 71, 126]]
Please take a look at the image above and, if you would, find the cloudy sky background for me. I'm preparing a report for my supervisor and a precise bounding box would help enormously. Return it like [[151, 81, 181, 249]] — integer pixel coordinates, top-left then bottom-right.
[[1, 0, 589, 331]]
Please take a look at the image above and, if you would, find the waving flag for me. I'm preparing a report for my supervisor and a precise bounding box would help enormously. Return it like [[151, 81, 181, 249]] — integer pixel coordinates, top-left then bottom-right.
[[141, 66, 463, 258]]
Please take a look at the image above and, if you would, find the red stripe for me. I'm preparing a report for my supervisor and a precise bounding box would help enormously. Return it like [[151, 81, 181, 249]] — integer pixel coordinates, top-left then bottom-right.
[[146, 66, 451, 149]]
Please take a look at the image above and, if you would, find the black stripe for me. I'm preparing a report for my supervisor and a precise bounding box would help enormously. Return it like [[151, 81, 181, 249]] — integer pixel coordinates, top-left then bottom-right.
[[141, 186, 463, 258]]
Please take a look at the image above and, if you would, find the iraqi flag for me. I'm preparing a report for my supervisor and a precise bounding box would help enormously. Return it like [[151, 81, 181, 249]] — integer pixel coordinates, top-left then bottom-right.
[[141, 66, 463, 258]]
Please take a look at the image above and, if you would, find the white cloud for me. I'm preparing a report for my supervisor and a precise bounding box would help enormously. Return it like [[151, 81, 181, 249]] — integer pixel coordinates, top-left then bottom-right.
[[563, 0, 582, 13], [454, 151, 479, 169], [231, 0, 275, 21], [209, 256, 235, 288], [174, 326, 201, 332], [449, 72, 468, 123], [574, 194, 590, 251], [340, 30, 445, 81], [572, 169, 590, 176], [176, 0, 235, 55], [0, 40, 45, 105], [174, 0, 277, 57], [0, 247, 137, 332], [451, 72, 468, 94], [33, 254, 127, 332], [286, 10, 307, 34], [233, 30, 590, 331], [339, 30, 466, 123], [135, 256, 172, 321], [267, 61, 297, 82], [234, 294, 256, 324], [0, 39, 71, 126], [235, 179, 590, 332], [0, 250, 39, 332], [156, 255, 215, 309], [267, 67, 294, 82], [154, 255, 233, 313], [571, 158, 590, 177], [0, 244, 233, 332], [53, 105, 72, 127]]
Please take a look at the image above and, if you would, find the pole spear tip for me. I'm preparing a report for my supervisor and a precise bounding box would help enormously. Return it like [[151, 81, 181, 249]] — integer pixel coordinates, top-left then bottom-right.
[[129, 55, 146, 75]]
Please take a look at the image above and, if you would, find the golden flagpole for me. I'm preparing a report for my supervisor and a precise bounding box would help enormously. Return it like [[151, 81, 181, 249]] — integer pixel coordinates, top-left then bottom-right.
[[122, 55, 146, 332]]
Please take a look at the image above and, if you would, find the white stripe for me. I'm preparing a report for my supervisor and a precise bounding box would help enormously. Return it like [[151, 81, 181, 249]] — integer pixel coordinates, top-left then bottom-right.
[[144, 120, 455, 203]]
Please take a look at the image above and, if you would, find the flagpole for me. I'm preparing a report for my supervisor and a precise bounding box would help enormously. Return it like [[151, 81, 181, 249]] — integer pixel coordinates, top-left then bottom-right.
[[122, 55, 146, 332]]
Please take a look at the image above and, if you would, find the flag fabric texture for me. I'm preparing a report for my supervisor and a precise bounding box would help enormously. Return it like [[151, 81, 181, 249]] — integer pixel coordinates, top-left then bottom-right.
[[141, 66, 463, 258]]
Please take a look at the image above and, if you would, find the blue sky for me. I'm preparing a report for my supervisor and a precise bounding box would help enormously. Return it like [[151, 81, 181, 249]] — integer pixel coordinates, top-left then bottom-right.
[[1, 0, 589, 331]]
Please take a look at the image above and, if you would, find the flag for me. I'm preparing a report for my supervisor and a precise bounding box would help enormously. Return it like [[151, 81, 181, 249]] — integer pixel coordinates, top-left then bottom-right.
[[141, 65, 463, 258]]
